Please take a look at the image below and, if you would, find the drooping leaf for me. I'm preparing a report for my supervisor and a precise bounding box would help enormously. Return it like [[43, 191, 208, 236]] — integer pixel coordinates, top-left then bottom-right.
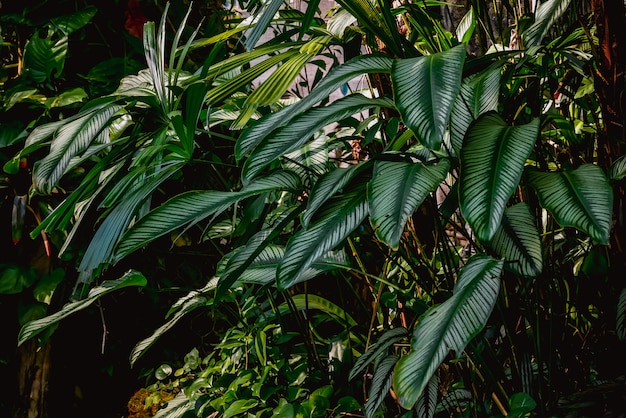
[[283, 132, 330, 187], [18, 270, 147, 346], [304, 161, 371, 227], [450, 67, 501, 153], [22, 32, 68, 83], [368, 158, 450, 249], [274, 294, 358, 327], [365, 355, 399, 418], [392, 44, 465, 149], [130, 280, 216, 366], [609, 154, 626, 181], [349, 327, 409, 381], [527, 164, 612, 245], [236, 54, 394, 158], [242, 94, 394, 182], [489, 203, 543, 278], [244, 0, 286, 50], [393, 255, 503, 409], [459, 113, 539, 242], [415, 374, 439, 418], [522, 0, 572, 48], [30, 102, 124, 194], [49, 6, 97, 35], [114, 171, 301, 262], [277, 187, 368, 290]]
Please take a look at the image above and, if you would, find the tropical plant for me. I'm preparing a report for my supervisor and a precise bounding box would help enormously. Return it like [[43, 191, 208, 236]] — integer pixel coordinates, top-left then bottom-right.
[[7, 0, 626, 417]]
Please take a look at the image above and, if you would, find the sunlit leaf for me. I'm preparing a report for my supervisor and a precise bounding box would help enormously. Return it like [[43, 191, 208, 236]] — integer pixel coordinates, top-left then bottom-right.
[[522, 0, 572, 48]]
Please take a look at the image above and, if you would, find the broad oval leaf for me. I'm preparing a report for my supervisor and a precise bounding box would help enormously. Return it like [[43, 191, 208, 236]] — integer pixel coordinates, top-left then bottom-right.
[[489, 203, 543, 277], [459, 113, 539, 242], [31, 102, 124, 194], [18, 270, 147, 346], [393, 255, 503, 409], [368, 158, 450, 249], [277, 188, 368, 290], [527, 164, 612, 245], [392, 44, 465, 150], [242, 94, 395, 183], [609, 154, 626, 181]]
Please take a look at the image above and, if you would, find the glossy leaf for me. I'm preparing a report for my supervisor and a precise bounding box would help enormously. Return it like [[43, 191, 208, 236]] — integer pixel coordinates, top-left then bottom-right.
[[393, 255, 502, 409], [114, 171, 301, 261], [23, 32, 68, 83], [368, 158, 450, 249], [527, 164, 612, 245], [450, 67, 501, 153], [18, 270, 147, 346], [236, 54, 394, 158], [392, 45, 465, 149], [609, 154, 626, 181], [489, 203, 543, 278], [415, 374, 438, 418], [349, 327, 409, 381], [365, 355, 398, 418], [522, 0, 572, 48], [30, 102, 124, 194], [242, 94, 394, 182], [456, 7, 475, 45], [277, 188, 368, 290], [460, 113, 539, 242]]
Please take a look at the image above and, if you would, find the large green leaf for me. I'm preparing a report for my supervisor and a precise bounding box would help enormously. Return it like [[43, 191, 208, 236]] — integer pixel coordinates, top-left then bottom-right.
[[50, 6, 97, 35], [527, 164, 612, 245], [30, 102, 124, 194], [459, 113, 539, 242], [304, 162, 371, 227], [18, 270, 147, 346], [277, 188, 368, 290], [242, 94, 394, 182], [392, 45, 465, 150], [236, 54, 394, 159], [365, 355, 399, 418], [522, 0, 572, 48], [450, 67, 501, 153], [113, 171, 301, 261], [22, 31, 68, 83], [489, 203, 543, 278], [368, 158, 450, 249], [393, 255, 503, 409]]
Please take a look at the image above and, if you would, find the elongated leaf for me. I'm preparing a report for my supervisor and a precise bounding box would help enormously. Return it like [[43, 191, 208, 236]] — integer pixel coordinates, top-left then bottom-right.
[[349, 327, 409, 381], [459, 113, 539, 242], [527, 164, 612, 245], [130, 280, 216, 366], [456, 6, 475, 45], [368, 158, 450, 249], [450, 67, 501, 153], [523, 0, 572, 48], [609, 154, 626, 181], [392, 45, 465, 149], [277, 188, 368, 290], [617, 288, 626, 341], [336, 0, 399, 56], [489, 203, 543, 277], [153, 392, 192, 418], [304, 162, 371, 227], [393, 255, 503, 409], [415, 374, 438, 418], [365, 355, 399, 418], [244, 0, 286, 50], [242, 94, 394, 182], [114, 171, 301, 261], [284, 133, 329, 187], [18, 271, 146, 346], [236, 54, 394, 158], [31, 103, 124, 194], [276, 294, 358, 327]]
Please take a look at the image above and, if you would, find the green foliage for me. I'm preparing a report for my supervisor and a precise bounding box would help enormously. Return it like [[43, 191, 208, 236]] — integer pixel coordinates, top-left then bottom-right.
[[5, 0, 625, 416]]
